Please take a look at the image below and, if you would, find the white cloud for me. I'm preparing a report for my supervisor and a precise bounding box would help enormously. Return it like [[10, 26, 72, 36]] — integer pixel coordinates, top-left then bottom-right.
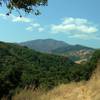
[[26, 22, 45, 32], [11, 16, 31, 23], [51, 18, 98, 33], [62, 17, 88, 25], [51, 17, 99, 40], [0, 13, 32, 23], [0, 13, 6, 17], [31, 23, 41, 28], [0, 13, 7, 19], [38, 27, 44, 32], [0, 13, 99, 38], [26, 26, 33, 31], [0, 13, 45, 32]]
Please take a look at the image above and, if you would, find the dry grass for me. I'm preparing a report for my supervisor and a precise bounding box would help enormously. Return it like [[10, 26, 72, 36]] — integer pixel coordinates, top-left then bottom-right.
[[13, 62, 100, 100], [12, 89, 44, 100]]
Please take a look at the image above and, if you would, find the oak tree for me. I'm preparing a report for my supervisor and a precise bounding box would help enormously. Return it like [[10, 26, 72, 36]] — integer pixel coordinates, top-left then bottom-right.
[[0, 0, 48, 16]]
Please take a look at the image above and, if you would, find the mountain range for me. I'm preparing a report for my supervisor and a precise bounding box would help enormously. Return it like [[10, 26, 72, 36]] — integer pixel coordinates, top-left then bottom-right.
[[20, 39, 95, 62]]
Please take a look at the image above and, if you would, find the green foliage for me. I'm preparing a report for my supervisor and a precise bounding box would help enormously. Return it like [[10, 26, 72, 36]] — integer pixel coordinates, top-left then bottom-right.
[[0, 42, 99, 99]]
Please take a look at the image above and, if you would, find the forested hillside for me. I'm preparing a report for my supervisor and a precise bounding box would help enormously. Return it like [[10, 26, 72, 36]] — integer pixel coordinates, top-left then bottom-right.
[[13, 50, 100, 100], [0, 41, 99, 99]]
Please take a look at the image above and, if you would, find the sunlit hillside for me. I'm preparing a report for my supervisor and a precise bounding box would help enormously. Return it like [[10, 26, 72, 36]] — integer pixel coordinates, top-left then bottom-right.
[[40, 61, 100, 100]]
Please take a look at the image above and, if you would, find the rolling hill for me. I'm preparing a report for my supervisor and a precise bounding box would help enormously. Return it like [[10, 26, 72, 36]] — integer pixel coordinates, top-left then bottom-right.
[[41, 50, 100, 100], [0, 41, 80, 99], [13, 50, 100, 100], [20, 39, 94, 61], [0, 41, 97, 99]]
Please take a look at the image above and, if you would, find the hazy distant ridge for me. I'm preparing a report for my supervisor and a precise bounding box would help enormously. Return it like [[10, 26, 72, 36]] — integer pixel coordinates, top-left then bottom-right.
[[20, 39, 94, 61]]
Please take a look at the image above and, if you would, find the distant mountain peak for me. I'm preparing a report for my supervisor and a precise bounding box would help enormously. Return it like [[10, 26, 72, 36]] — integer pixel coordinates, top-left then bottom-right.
[[20, 39, 69, 53], [20, 39, 95, 61]]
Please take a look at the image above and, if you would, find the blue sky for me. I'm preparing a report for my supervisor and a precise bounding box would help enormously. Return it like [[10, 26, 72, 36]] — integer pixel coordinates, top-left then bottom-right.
[[0, 0, 100, 48]]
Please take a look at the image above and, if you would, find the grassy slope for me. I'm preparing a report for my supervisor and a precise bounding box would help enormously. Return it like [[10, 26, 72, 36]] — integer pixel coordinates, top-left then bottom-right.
[[12, 61, 100, 100], [41, 61, 100, 100]]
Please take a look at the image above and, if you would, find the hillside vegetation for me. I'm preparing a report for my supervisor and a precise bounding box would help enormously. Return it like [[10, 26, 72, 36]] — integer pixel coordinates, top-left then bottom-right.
[[13, 50, 100, 100], [0, 42, 99, 99], [40, 61, 100, 100]]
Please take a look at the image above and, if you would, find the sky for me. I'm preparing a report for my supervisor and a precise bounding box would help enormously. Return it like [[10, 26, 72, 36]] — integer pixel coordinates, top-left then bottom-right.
[[0, 0, 100, 48]]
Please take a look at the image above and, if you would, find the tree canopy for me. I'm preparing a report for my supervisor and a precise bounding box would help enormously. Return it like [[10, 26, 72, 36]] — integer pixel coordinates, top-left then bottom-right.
[[0, 0, 48, 16]]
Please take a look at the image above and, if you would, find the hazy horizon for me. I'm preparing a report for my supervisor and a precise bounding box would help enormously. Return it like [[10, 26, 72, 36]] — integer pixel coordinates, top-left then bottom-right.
[[0, 38, 99, 49]]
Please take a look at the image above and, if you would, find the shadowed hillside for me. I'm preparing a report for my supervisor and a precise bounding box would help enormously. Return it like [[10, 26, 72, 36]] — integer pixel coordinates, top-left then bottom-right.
[[0, 41, 74, 99], [12, 50, 100, 100], [12, 58, 100, 100], [12, 63, 100, 100]]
